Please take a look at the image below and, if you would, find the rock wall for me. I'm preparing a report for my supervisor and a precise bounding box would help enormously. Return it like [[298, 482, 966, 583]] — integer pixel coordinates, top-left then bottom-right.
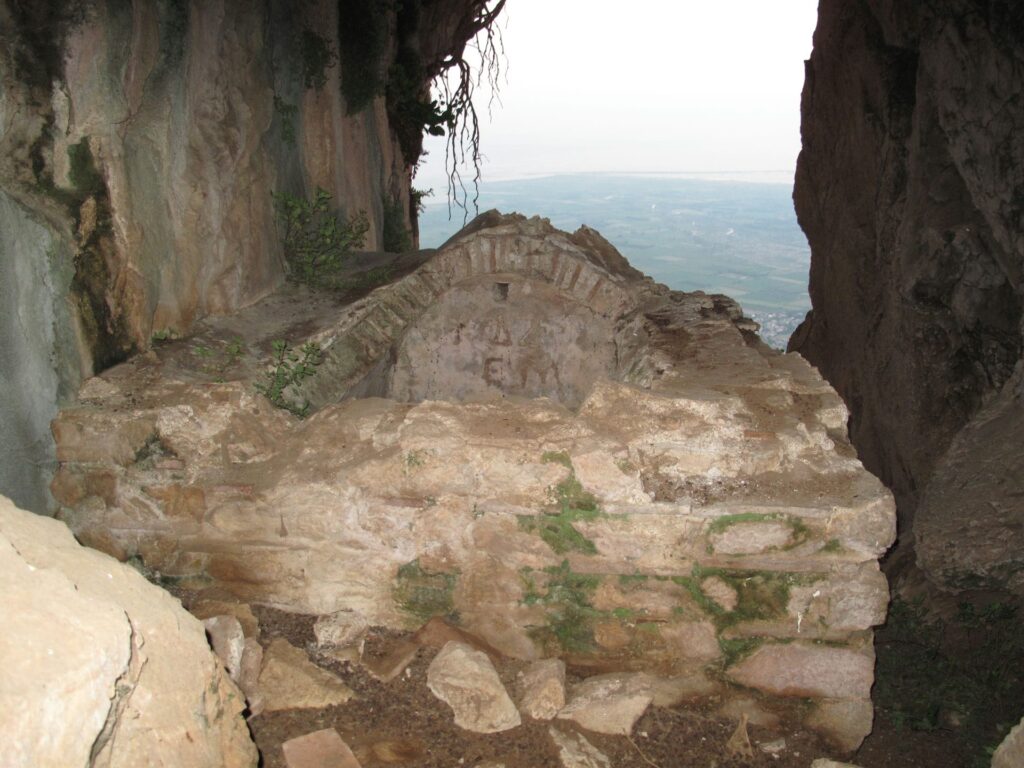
[[0, 494, 257, 767], [790, 0, 1024, 595], [51, 215, 896, 751], [0, 0, 500, 512]]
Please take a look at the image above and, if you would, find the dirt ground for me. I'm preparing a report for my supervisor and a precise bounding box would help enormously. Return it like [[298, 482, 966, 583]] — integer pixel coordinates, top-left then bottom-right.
[[241, 605, 932, 768]]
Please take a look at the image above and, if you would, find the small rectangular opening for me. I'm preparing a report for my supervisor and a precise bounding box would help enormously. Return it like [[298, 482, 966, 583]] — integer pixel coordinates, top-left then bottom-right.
[[493, 282, 510, 301]]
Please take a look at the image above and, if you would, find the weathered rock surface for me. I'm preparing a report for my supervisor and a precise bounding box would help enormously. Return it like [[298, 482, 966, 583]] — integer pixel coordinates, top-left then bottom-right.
[[314, 610, 370, 650], [238, 637, 266, 716], [50, 214, 895, 747], [426, 641, 521, 733], [557, 672, 654, 735], [259, 638, 354, 712], [203, 615, 246, 683], [516, 659, 566, 720], [548, 727, 612, 768], [0, 494, 256, 767], [993, 716, 1024, 768], [791, 0, 1024, 597]]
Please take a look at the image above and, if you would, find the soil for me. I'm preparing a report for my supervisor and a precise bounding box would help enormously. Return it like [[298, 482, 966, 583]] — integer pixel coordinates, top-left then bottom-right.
[[242, 606, 849, 768]]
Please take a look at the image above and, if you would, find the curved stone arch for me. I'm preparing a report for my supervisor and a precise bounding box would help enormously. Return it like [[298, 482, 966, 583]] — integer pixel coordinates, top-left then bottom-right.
[[297, 217, 639, 411]]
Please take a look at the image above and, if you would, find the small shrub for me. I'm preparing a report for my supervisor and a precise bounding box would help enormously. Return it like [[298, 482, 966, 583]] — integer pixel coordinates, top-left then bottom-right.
[[273, 188, 368, 288], [254, 339, 323, 417]]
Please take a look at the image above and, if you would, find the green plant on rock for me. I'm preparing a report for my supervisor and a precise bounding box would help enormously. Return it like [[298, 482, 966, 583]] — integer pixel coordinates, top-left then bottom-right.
[[254, 339, 323, 417], [518, 456, 604, 555], [273, 188, 368, 289]]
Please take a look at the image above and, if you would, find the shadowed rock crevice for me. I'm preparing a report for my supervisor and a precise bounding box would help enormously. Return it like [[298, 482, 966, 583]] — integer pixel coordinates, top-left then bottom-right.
[[790, 0, 1024, 598]]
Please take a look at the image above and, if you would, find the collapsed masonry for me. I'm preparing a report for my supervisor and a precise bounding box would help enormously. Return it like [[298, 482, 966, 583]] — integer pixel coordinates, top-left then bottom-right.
[[51, 213, 895, 750]]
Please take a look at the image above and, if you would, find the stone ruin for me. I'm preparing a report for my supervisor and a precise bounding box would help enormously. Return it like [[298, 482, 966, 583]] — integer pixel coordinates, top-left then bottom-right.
[[50, 213, 896, 750]]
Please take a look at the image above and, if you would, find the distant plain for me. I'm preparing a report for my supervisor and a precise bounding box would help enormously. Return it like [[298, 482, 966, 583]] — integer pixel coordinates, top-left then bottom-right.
[[418, 174, 811, 349]]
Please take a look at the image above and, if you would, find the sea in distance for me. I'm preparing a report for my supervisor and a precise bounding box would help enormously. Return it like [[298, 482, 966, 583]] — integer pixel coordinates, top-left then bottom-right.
[[417, 173, 811, 350]]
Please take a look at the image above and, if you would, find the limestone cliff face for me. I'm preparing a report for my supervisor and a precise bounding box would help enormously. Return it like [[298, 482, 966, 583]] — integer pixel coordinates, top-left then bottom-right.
[[0, 0, 498, 511], [791, 0, 1024, 595]]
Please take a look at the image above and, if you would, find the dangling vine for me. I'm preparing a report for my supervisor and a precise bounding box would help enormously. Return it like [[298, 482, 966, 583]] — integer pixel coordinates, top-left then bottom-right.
[[335, 0, 507, 223], [428, 0, 507, 222]]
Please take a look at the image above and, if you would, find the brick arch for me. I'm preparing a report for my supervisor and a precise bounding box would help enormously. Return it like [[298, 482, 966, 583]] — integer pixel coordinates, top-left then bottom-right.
[[296, 217, 638, 411]]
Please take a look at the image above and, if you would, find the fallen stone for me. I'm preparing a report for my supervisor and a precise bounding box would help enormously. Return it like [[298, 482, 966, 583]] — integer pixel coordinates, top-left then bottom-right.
[[259, 639, 354, 711], [759, 737, 786, 755], [426, 641, 521, 733], [238, 637, 265, 716], [203, 615, 245, 682], [516, 658, 566, 720], [0, 495, 256, 767], [191, 598, 260, 638], [805, 698, 874, 752], [993, 716, 1024, 768], [726, 643, 873, 700], [810, 761, 863, 768], [548, 727, 612, 768], [282, 728, 361, 768], [314, 610, 368, 650], [362, 639, 419, 683], [557, 672, 653, 735]]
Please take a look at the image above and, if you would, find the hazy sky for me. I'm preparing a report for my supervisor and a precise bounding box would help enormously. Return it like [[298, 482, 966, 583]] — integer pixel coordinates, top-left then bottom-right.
[[416, 0, 819, 191]]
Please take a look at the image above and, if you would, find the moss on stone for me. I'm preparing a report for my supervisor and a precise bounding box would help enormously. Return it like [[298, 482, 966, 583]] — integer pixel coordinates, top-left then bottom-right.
[[718, 636, 765, 666], [519, 458, 604, 555], [523, 560, 604, 653], [541, 450, 573, 468], [393, 559, 458, 623]]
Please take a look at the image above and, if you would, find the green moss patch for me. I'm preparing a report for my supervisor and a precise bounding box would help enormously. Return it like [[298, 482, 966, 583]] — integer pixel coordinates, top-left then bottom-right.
[[393, 559, 458, 623], [675, 566, 820, 631], [518, 457, 604, 555], [522, 560, 604, 653]]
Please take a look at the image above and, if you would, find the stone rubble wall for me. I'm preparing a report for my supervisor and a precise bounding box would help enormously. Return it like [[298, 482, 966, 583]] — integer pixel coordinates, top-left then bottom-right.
[[51, 215, 896, 750]]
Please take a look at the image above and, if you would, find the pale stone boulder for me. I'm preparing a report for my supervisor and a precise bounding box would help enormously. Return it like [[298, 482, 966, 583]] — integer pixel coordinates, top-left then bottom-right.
[[805, 698, 874, 753], [557, 672, 653, 735], [0, 495, 256, 768], [238, 638, 265, 716], [426, 641, 521, 733], [992, 715, 1024, 768], [516, 659, 566, 720], [549, 727, 612, 768], [259, 638, 354, 711], [810, 761, 863, 768]]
